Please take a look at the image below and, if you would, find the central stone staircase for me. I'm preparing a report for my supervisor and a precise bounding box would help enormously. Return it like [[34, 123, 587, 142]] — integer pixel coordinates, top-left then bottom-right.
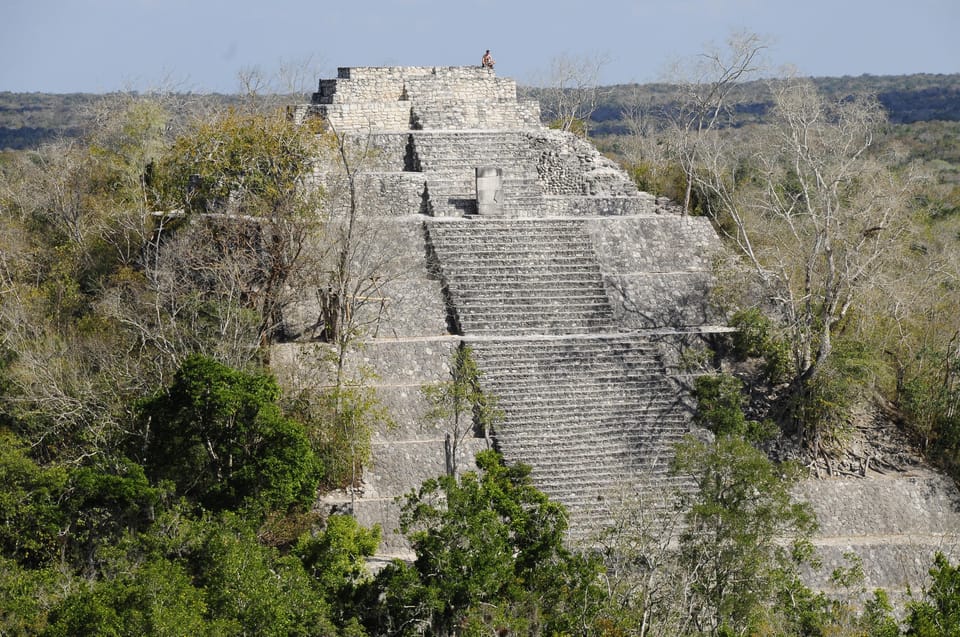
[[426, 216, 695, 540], [427, 218, 616, 335], [470, 335, 693, 540]]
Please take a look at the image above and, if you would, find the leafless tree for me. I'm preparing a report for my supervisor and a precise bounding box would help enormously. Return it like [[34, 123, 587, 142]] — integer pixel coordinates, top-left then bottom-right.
[[695, 77, 922, 445], [296, 121, 409, 506], [535, 52, 611, 136], [667, 31, 767, 214]]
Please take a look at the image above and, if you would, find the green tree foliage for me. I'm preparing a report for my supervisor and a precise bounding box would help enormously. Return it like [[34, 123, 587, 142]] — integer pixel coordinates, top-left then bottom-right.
[[43, 558, 207, 637], [153, 106, 323, 216], [421, 344, 500, 477], [905, 552, 960, 637], [672, 433, 818, 635], [0, 430, 158, 574], [179, 512, 336, 636], [59, 458, 160, 574], [668, 372, 819, 635], [297, 514, 381, 626], [0, 556, 68, 635], [42, 510, 346, 637], [137, 354, 322, 512], [900, 342, 960, 478], [291, 377, 388, 494], [728, 308, 791, 384], [692, 373, 777, 442], [0, 431, 68, 568], [366, 450, 605, 636]]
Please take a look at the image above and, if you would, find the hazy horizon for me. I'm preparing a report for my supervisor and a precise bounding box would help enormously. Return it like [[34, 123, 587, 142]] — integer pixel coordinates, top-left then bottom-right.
[[3, 0, 957, 93]]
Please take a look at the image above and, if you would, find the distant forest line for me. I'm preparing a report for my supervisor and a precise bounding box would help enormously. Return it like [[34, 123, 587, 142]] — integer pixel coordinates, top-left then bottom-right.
[[2, 73, 959, 149]]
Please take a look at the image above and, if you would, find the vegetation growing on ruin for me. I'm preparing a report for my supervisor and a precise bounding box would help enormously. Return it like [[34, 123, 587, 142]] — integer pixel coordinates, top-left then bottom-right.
[[1, 57, 960, 635]]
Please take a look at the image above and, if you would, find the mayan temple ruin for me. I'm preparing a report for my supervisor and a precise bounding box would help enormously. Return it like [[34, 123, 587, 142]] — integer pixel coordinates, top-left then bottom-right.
[[274, 65, 960, 597]]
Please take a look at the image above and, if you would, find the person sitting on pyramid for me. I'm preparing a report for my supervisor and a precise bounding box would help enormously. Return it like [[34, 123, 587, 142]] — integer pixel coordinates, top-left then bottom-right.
[[481, 50, 495, 69]]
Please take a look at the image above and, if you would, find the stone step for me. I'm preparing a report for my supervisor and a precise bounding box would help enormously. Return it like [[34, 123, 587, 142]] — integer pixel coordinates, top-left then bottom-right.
[[460, 320, 618, 334], [455, 304, 614, 319], [497, 437, 689, 456], [455, 313, 616, 328], [467, 325, 614, 336], [448, 285, 610, 300], [441, 268, 605, 281], [436, 256, 604, 269], [493, 410, 688, 425], [477, 357, 662, 370], [528, 457, 686, 478], [439, 260, 605, 272], [460, 309, 614, 320], [487, 376, 668, 389], [497, 428, 689, 445], [451, 285, 609, 297], [522, 469, 687, 499], [434, 236, 592, 247], [480, 358, 663, 372], [457, 301, 613, 312], [455, 292, 612, 305], [489, 379, 673, 396], [495, 432, 689, 453], [429, 227, 587, 240], [533, 474, 695, 498], [444, 279, 608, 293], [435, 247, 600, 259], [474, 339, 660, 351], [429, 222, 585, 233], [474, 352, 663, 372], [474, 346, 662, 362], [439, 261, 603, 273], [482, 352, 661, 364], [496, 412, 687, 427], [495, 410, 688, 424], [485, 378, 667, 392], [492, 399, 678, 415], [492, 403, 685, 418], [463, 321, 615, 335], [497, 413, 682, 427]]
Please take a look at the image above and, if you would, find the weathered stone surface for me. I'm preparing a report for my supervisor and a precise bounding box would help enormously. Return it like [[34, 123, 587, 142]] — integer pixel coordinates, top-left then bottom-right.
[[281, 65, 960, 601], [796, 471, 960, 601], [286, 65, 726, 554]]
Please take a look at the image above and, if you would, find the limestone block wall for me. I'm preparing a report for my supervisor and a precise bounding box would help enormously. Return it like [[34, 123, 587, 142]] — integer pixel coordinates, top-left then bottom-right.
[[531, 129, 640, 196], [310, 66, 540, 134], [362, 132, 412, 170], [796, 472, 960, 598], [307, 102, 413, 133], [403, 74, 518, 103], [541, 194, 660, 217], [311, 172, 427, 217], [582, 217, 723, 328], [412, 100, 530, 130], [280, 218, 448, 340], [275, 337, 485, 554], [585, 217, 720, 271]]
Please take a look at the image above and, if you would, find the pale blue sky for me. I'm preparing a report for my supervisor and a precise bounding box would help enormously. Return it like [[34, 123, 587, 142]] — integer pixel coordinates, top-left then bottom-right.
[[2, 0, 957, 93]]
